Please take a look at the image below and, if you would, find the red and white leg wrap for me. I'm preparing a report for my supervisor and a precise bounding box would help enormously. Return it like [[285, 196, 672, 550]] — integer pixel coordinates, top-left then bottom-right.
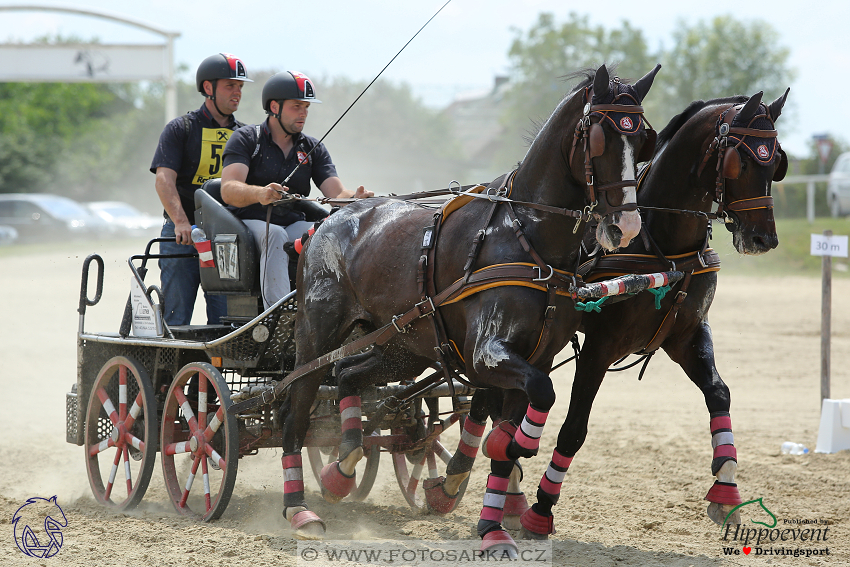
[[458, 417, 486, 459], [482, 422, 517, 462], [503, 492, 529, 516], [290, 509, 326, 531], [282, 453, 305, 508], [538, 448, 573, 506], [513, 405, 548, 454], [479, 474, 510, 524], [705, 480, 743, 505], [709, 412, 737, 475]]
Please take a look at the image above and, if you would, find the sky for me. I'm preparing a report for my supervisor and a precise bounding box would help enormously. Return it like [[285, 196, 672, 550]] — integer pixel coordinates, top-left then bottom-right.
[[0, 0, 848, 156]]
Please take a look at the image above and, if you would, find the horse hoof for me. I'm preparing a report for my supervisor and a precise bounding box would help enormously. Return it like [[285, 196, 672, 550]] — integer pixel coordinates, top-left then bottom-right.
[[482, 422, 517, 461], [288, 509, 326, 540], [519, 526, 550, 541], [320, 459, 357, 503], [481, 530, 518, 558], [708, 502, 741, 526], [502, 492, 529, 530], [424, 477, 459, 514]]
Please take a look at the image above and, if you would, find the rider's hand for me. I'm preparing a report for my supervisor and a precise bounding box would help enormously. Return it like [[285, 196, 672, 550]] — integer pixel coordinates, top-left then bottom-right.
[[259, 183, 286, 205], [174, 220, 193, 245], [353, 185, 373, 199]]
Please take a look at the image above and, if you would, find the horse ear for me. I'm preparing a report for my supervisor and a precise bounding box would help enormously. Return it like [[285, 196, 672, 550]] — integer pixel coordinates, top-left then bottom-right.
[[768, 87, 791, 122], [633, 64, 661, 103], [738, 91, 764, 123], [594, 65, 610, 99]]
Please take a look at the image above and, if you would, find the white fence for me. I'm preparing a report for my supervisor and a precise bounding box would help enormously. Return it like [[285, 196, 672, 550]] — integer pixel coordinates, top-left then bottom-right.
[[774, 174, 830, 223]]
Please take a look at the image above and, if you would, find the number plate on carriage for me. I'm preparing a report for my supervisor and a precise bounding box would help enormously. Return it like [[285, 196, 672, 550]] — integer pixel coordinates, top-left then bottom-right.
[[214, 234, 240, 279]]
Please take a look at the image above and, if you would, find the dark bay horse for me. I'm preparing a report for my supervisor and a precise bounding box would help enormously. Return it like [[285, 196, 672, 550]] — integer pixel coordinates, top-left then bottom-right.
[[516, 89, 789, 539], [279, 64, 661, 545]]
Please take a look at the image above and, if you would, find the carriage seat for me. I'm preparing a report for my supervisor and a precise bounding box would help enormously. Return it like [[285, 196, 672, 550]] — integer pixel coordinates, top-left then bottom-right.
[[194, 180, 262, 322]]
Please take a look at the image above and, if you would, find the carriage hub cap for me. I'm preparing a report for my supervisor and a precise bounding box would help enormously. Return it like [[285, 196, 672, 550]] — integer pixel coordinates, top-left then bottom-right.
[[189, 436, 199, 453], [110, 427, 120, 443]]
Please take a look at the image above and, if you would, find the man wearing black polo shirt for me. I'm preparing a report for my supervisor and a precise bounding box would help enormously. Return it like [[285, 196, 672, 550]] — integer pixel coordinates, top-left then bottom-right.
[[221, 71, 372, 309], [150, 53, 252, 326]]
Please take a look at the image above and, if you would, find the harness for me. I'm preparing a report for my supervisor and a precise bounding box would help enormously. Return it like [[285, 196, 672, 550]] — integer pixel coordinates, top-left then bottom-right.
[[229, 84, 654, 415]]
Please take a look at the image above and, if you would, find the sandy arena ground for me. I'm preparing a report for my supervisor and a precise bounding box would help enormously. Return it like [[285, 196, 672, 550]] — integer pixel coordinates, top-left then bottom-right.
[[1, 240, 849, 566]]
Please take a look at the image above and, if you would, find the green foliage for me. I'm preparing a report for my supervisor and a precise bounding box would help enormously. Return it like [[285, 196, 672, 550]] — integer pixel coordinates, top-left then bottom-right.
[[659, 16, 794, 123], [497, 12, 653, 165]]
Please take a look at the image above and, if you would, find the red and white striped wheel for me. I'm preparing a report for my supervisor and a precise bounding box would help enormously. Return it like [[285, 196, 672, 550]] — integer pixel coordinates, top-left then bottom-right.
[[84, 356, 157, 510], [160, 362, 238, 521]]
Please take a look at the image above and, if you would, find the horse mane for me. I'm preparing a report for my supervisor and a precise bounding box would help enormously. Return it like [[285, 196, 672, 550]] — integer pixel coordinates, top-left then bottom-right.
[[656, 95, 749, 151], [524, 67, 604, 146]]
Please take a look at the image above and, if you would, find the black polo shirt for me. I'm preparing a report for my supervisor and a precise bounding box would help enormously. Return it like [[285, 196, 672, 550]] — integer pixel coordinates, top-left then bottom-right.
[[150, 104, 242, 224], [222, 119, 337, 226]]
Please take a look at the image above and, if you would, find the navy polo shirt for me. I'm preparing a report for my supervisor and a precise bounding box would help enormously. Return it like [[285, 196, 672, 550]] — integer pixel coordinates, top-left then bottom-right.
[[150, 104, 242, 224], [222, 119, 337, 226]]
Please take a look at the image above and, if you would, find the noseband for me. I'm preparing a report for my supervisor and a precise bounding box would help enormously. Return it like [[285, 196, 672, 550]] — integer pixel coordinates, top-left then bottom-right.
[[569, 84, 654, 218], [696, 104, 787, 219]]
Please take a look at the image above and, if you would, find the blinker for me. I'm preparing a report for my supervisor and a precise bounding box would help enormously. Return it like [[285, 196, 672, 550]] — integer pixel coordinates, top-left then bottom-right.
[[589, 123, 605, 158], [722, 147, 742, 179]]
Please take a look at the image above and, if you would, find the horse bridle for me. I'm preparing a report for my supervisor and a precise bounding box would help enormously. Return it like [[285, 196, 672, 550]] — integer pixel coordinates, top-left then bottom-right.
[[696, 103, 788, 219], [569, 84, 656, 218]]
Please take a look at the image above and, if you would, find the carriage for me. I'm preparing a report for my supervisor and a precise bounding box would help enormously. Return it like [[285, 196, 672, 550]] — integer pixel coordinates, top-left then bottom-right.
[[64, 184, 475, 521]]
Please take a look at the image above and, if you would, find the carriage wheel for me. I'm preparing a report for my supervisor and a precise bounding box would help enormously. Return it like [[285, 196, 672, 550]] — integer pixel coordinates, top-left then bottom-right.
[[391, 431, 466, 512], [306, 430, 381, 501], [160, 362, 238, 521], [84, 356, 157, 511]]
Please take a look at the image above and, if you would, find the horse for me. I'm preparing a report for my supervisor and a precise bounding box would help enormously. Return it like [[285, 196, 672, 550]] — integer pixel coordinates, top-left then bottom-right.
[[278, 63, 661, 549], [513, 89, 789, 539]]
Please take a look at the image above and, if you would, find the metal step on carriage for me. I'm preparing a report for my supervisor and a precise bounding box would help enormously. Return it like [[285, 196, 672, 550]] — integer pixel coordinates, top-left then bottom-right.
[[64, 181, 474, 521]]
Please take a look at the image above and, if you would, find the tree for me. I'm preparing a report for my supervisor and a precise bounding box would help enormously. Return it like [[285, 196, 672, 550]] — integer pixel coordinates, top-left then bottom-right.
[[498, 12, 654, 165], [660, 16, 794, 123]]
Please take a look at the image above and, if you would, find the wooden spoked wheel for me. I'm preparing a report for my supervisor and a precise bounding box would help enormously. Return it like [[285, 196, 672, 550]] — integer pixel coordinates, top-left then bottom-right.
[[84, 356, 157, 510], [160, 362, 238, 521], [306, 430, 381, 502]]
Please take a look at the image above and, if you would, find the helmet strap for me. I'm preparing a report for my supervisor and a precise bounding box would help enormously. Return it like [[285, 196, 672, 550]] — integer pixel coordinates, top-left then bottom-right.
[[208, 79, 234, 120], [275, 100, 297, 137]]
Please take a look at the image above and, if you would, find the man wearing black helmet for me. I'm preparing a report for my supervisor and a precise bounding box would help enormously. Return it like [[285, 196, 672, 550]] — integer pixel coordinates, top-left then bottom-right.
[[150, 53, 252, 325], [221, 71, 372, 309]]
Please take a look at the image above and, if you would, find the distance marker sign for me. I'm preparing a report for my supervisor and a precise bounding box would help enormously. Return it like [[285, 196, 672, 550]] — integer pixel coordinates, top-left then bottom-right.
[[811, 234, 848, 258]]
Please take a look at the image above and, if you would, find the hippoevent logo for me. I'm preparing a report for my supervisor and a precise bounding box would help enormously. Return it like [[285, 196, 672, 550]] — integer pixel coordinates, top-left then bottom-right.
[[719, 498, 831, 559], [12, 496, 67, 558]]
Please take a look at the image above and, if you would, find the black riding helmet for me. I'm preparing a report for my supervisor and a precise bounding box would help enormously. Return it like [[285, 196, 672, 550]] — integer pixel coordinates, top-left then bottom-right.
[[196, 53, 252, 116], [262, 71, 321, 117]]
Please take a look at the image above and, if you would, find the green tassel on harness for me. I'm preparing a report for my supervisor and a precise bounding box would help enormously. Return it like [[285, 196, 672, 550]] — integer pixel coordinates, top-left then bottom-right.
[[574, 296, 609, 313], [647, 285, 671, 309]]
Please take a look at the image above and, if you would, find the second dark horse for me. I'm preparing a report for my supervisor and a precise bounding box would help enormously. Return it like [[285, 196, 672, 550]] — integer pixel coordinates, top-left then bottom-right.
[[278, 64, 661, 549]]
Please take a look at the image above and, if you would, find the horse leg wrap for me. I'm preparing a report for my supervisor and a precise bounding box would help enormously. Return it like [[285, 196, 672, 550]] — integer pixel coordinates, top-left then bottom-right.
[[282, 452, 306, 509], [477, 474, 510, 537], [520, 505, 556, 536], [705, 480, 743, 506], [709, 411, 737, 476], [537, 448, 573, 507], [425, 417, 487, 514], [503, 492, 529, 516], [482, 422, 517, 462], [339, 395, 363, 462], [480, 529, 518, 554], [320, 461, 356, 503], [508, 404, 549, 459]]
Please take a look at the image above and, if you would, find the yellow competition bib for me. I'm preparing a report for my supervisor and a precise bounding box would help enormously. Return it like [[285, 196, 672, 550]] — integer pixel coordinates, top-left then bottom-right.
[[193, 128, 232, 185]]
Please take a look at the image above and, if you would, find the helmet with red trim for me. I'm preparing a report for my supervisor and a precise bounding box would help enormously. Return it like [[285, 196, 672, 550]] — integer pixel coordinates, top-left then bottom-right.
[[196, 53, 252, 94], [262, 71, 321, 114]]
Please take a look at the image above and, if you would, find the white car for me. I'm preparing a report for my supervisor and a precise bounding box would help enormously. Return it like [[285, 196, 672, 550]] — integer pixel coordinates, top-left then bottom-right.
[[86, 201, 162, 237], [0, 225, 18, 245], [828, 152, 850, 217]]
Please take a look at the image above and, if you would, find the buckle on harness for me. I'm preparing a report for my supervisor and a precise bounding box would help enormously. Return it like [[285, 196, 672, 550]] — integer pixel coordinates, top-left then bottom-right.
[[260, 388, 276, 406], [392, 315, 408, 334], [533, 265, 554, 282], [415, 296, 436, 318]]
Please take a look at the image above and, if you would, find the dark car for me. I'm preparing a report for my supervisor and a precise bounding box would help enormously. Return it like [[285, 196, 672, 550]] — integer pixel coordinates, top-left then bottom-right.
[[0, 193, 109, 243]]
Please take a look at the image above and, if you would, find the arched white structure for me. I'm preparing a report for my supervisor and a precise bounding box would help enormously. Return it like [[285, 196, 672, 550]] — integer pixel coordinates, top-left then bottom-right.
[[0, 5, 180, 123]]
